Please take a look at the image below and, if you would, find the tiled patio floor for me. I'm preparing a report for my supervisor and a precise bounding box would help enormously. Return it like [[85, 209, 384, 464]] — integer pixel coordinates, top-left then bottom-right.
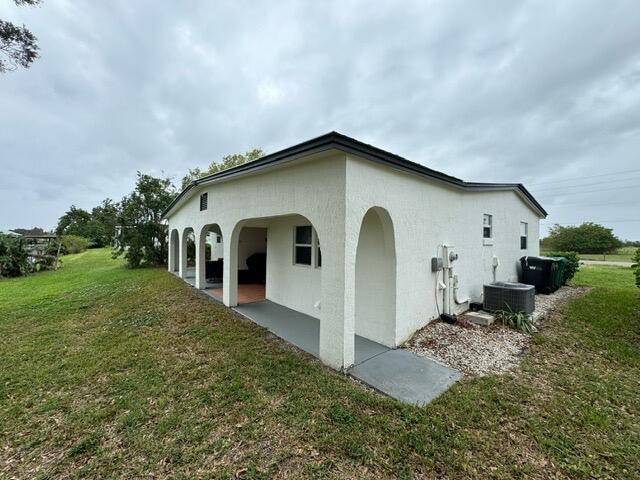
[[209, 284, 265, 304]]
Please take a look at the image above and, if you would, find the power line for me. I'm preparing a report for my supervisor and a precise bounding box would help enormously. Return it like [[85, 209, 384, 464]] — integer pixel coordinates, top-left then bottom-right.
[[526, 168, 640, 186], [536, 184, 640, 197], [541, 219, 640, 224], [544, 200, 639, 208], [532, 177, 640, 192]]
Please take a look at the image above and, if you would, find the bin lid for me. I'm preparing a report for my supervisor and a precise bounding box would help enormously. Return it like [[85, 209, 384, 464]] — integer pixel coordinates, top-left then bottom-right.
[[521, 255, 562, 264], [486, 281, 535, 290]]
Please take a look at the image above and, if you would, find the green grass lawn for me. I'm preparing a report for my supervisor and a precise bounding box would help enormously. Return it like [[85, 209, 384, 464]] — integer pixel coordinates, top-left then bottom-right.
[[1, 250, 638, 479]]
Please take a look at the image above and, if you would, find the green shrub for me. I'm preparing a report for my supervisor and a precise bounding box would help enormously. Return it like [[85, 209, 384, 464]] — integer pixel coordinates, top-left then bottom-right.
[[632, 248, 640, 289], [496, 308, 537, 334], [0, 234, 30, 277], [546, 251, 580, 284], [61, 235, 91, 254]]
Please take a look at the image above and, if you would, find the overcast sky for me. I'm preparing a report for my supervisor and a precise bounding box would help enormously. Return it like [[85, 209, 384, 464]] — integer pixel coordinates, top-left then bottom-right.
[[1, 0, 639, 239]]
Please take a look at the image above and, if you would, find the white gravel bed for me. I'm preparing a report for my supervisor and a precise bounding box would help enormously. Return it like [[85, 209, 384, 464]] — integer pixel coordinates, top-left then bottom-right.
[[404, 285, 589, 377]]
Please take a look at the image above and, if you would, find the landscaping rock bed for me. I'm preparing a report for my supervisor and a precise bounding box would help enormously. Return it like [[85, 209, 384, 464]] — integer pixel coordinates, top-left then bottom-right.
[[404, 285, 590, 377]]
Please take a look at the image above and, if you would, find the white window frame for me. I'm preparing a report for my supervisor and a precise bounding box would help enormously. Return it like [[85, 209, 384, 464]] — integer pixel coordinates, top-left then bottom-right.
[[483, 214, 493, 239], [293, 225, 321, 268], [293, 225, 313, 266], [520, 222, 528, 250]]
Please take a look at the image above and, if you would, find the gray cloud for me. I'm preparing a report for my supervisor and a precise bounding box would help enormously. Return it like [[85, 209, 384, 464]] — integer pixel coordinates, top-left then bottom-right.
[[1, 0, 639, 238]]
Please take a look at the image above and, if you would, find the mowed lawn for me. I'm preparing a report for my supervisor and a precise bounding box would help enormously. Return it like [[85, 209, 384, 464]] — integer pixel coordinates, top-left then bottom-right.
[[1, 250, 638, 479]]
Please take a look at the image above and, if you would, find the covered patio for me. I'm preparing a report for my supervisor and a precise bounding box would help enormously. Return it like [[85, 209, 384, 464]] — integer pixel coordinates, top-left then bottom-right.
[[181, 268, 265, 304]]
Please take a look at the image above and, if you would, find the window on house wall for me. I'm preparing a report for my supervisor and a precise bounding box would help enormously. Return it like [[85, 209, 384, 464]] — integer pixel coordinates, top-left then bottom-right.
[[199, 193, 208, 211], [520, 222, 528, 250], [216, 235, 221, 243], [483, 214, 493, 239], [294, 226, 312, 265]]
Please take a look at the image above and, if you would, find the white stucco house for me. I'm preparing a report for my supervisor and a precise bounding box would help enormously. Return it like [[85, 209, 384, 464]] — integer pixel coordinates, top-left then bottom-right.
[[163, 132, 545, 370]]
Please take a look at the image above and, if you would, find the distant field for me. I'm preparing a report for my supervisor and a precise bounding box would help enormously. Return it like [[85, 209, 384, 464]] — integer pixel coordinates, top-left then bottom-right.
[[542, 246, 637, 262]]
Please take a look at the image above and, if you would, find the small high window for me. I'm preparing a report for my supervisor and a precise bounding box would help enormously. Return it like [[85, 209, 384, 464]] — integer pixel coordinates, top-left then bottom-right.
[[520, 222, 528, 250], [483, 214, 492, 239], [199, 193, 208, 211], [294, 226, 312, 265]]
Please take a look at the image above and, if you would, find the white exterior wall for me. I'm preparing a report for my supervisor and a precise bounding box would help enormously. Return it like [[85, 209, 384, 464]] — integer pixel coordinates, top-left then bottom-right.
[[207, 234, 223, 260], [265, 216, 322, 318], [238, 227, 267, 269], [166, 152, 356, 369], [166, 148, 543, 369], [345, 155, 541, 346]]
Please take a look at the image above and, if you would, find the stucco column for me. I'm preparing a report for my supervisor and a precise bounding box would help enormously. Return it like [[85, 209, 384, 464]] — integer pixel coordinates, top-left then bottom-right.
[[195, 227, 206, 289], [318, 218, 357, 370], [222, 224, 239, 307], [168, 229, 176, 273], [179, 231, 189, 279]]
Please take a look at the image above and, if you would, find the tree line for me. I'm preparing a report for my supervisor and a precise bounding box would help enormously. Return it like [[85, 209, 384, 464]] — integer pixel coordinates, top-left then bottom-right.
[[2, 149, 262, 277], [541, 222, 623, 254]]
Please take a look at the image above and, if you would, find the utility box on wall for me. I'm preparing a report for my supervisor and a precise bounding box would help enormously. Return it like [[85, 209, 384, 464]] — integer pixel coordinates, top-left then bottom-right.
[[431, 257, 443, 272]]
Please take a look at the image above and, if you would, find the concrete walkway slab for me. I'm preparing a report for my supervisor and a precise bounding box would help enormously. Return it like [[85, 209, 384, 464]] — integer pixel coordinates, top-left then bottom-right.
[[234, 300, 390, 364], [205, 296, 461, 406], [235, 300, 320, 357], [354, 336, 389, 365], [349, 349, 462, 406]]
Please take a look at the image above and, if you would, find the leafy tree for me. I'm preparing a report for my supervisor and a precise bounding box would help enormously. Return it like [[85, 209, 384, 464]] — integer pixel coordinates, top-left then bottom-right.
[[113, 173, 175, 268], [181, 149, 264, 190], [1, 0, 40, 73], [633, 248, 640, 289], [0, 234, 29, 277], [87, 198, 119, 247], [55, 205, 92, 239], [543, 222, 622, 254]]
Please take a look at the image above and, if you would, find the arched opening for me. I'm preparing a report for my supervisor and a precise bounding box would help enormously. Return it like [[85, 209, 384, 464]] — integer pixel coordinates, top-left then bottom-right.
[[354, 207, 396, 347], [225, 213, 323, 357], [169, 229, 179, 273], [230, 220, 269, 305], [180, 227, 195, 283], [231, 215, 323, 308], [197, 223, 224, 294]]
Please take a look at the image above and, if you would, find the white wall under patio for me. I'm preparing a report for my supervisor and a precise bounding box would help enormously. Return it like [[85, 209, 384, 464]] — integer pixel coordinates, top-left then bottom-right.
[[207, 233, 223, 260], [265, 215, 322, 319], [238, 227, 267, 269]]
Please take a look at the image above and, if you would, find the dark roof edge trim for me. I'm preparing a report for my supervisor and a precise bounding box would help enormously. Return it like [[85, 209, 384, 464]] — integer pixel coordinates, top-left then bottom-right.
[[162, 131, 547, 218]]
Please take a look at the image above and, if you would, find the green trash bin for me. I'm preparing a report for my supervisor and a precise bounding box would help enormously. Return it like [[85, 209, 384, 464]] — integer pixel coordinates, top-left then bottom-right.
[[549, 257, 567, 290], [520, 256, 567, 294]]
